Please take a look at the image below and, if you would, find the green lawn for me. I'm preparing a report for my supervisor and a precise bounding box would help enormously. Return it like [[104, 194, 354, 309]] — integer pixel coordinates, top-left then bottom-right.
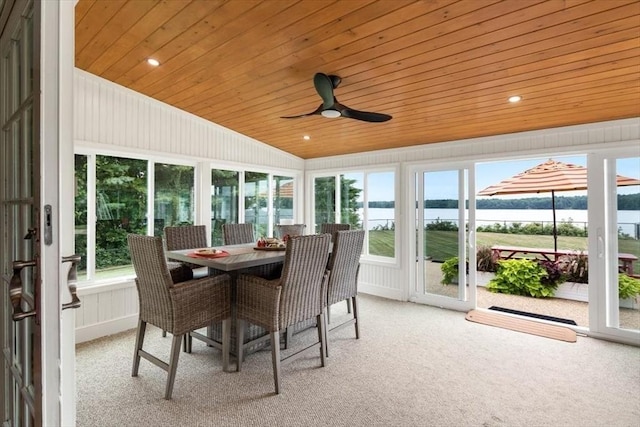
[[369, 229, 640, 274]]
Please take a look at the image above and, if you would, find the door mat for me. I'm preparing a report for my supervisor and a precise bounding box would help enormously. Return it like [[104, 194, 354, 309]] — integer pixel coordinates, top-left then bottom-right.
[[466, 309, 577, 342], [488, 306, 577, 325]]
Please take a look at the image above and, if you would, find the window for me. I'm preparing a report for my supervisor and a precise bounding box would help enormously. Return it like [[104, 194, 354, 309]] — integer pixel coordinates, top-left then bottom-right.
[[75, 153, 299, 283], [244, 171, 269, 238], [273, 175, 294, 225], [211, 169, 239, 245], [95, 155, 147, 277], [313, 169, 396, 259], [75, 153, 196, 282], [154, 163, 195, 236]]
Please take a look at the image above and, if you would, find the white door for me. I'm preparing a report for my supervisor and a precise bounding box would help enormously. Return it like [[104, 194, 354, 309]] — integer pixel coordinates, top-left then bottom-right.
[[409, 163, 477, 311], [588, 150, 640, 345], [1, 1, 75, 425]]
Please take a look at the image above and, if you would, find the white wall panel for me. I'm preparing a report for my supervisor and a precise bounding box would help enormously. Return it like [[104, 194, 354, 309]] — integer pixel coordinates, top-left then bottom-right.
[[74, 69, 304, 170]]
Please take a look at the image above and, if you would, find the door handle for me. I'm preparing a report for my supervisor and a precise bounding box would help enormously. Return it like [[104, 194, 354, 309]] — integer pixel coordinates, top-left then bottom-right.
[[8, 255, 82, 322], [62, 255, 81, 310], [9, 260, 38, 321]]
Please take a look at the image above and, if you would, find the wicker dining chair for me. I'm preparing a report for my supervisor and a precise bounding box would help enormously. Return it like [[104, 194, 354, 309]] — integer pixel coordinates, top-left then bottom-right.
[[164, 225, 209, 278], [319, 223, 351, 240], [324, 230, 365, 356], [274, 223, 306, 239], [222, 223, 255, 245], [127, 234, 231, 399], [235, 233, 331, 394]]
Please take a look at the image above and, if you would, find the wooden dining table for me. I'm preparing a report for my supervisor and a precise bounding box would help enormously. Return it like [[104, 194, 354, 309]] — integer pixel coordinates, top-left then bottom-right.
[[166, 243, 288, 366], [166, 242, 287, 273]]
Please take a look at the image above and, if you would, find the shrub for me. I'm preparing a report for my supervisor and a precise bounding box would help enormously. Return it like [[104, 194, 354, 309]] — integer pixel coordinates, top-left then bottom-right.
[[562, 252, 589, 283], [476, 245, 498, 272], [426, 218, 458, 231], [618, 274, 640, 300], [538, 259, 566, 287], [440, 257, 460, 285], [487, 258, 555, 298]]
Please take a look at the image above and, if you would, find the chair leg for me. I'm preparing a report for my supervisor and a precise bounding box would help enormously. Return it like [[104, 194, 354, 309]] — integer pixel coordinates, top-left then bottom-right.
[[326, 305, 331, 325], [323, 308, 330, 358], [317, 313, 327, 367], [352, 296, 360, 339], [284, 327, 292, 349], [132, 319, 146, 377], [162, 330, 167, 338], [183, 334, 192, 353], [346, 298, 352, 314], [165, 334, 183, 400], [236, 319, 245, 372], [271, 330, 281, 394], [222, 318, 230, 372]]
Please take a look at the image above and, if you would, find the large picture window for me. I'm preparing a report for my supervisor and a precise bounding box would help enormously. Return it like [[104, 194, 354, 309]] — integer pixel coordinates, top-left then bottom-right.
[[75, 154, 299, 283], [313, 169, 396, 259]]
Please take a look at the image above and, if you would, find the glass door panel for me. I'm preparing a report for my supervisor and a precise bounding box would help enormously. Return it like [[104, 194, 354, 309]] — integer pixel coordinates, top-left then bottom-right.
[[412, 165, 475, 311], [610, 156, 639, 332], [589, 152, 640, 343]]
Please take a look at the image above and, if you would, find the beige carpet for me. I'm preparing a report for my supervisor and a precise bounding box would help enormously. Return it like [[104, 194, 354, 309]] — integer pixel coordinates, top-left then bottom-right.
[[76, 295, 640, 427]]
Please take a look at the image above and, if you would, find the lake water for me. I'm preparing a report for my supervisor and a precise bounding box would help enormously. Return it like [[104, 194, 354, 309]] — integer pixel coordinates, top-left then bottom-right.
[[364, 208, 640, 237]]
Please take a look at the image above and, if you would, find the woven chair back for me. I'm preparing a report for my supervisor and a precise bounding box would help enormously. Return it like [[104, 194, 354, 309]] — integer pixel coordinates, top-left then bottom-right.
[[319, 223, 351, 240], [222, 223, 254, 245], [164, 225, 207, 270], [278, 233, 331, 330], [127, 234, 174, 331], [326, 230, 365, 306]]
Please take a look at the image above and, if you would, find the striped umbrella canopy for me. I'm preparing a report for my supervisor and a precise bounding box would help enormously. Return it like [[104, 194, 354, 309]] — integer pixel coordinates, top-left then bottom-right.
[[478, 159, 640, 252]]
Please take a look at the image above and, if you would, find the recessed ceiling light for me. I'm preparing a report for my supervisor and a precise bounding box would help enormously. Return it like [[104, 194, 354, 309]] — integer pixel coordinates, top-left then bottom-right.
[[303, 135, 310, 140], [147, 58, 160, 67], [508, 95, 522, 103]]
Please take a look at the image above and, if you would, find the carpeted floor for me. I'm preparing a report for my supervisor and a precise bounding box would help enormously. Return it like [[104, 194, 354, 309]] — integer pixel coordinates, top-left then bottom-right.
[[76, 294, 640, 427]]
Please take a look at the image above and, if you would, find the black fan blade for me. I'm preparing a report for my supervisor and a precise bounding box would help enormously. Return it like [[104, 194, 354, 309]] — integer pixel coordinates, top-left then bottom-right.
[[280, 103, 323, 119], [313, 73, 335, 109], [338, 103, 392, 122]]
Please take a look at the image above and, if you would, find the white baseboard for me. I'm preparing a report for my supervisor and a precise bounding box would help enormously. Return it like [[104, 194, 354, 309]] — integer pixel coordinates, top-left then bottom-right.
[[75, 314, 138, 344], [359, 282, 404, 301]]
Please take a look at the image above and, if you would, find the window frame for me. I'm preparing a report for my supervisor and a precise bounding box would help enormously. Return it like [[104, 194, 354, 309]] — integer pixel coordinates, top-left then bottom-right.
[[307, 164, 400, 264], [73, 147, 303, 287]]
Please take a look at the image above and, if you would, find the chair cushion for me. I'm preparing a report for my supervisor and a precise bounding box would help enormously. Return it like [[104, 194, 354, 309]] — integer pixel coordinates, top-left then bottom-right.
[[167, 262, 194, 284]]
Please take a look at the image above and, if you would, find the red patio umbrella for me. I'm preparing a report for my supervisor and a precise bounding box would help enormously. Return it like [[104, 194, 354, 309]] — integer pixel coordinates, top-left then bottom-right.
[[477, 159, 640, 253]]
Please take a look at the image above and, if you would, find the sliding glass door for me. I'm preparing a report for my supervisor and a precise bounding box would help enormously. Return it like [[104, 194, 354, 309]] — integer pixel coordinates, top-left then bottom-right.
[[410, 163, 476, 311], [588, 151, 640, 343]]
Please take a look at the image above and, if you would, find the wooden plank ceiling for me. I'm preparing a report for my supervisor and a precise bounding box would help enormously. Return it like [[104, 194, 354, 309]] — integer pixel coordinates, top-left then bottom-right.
[[75, 0, 640, 159]]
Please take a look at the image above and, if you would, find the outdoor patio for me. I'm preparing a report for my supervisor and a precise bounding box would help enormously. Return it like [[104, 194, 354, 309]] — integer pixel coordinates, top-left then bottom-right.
[[423, 260, 640, 331]]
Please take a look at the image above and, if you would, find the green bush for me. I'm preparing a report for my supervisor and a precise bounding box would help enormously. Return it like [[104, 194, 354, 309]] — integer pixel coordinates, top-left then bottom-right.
[[618, 274, 640, 300], [440, 257, 459, 285], [487, 258, 556, 298]]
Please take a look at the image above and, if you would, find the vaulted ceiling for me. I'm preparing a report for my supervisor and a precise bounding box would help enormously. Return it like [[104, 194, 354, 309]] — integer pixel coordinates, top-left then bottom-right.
[[75, 0, 640, 159]]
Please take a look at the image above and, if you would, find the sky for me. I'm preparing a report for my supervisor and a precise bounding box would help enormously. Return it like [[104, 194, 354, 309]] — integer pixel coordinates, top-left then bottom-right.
[[356, 154, 640, 201]]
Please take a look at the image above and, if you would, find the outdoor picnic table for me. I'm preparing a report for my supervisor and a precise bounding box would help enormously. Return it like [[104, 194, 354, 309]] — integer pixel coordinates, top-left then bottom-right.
[[490, 245, 638, 275]]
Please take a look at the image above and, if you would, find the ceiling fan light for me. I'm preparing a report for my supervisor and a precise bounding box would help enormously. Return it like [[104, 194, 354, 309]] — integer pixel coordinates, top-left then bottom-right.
[[321, 109, 341, 118]]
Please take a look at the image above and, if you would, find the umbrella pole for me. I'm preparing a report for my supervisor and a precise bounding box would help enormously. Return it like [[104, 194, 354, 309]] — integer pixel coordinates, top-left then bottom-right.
[[552, 190, 558, 256]]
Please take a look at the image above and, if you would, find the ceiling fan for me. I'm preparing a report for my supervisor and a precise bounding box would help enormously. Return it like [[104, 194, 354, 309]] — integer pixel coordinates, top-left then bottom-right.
[[281, 73, 392, 122]]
